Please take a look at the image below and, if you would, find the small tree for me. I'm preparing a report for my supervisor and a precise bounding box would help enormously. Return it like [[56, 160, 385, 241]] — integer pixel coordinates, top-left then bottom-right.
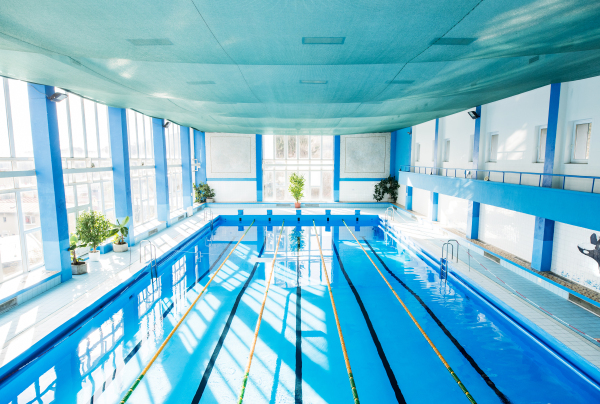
[[76, 210, 111, 253], [289, 173, 305, 204], [68, 234, 84, 264]]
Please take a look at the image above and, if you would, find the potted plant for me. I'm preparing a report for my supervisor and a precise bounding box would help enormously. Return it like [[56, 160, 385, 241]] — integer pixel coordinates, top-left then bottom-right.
[[69, 234, 88, 275], [373, 176, 400, 202], [76, 210, 111, 261], [193, 182, 216, 203], [110, 216, 130, 252], [289, 172, 305, 209]]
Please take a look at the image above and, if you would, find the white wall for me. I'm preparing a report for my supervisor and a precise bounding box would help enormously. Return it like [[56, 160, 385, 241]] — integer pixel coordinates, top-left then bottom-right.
[[205, 133, 257, 202], [412, 188, 430, 217], [412, 120, 436, 167], [438, 195, 468, 234], [339, 132, 391, 201], [479, 204, 535, 261]]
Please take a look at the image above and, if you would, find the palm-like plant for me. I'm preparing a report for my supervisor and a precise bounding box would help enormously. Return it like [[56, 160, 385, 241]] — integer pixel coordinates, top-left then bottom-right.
[[289, 173, 305, 204], [68, 234, 85, 264], [110, 216, 130, 244]]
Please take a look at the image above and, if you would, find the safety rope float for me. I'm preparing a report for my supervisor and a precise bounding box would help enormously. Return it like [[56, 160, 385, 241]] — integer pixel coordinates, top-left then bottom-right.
[[313, 220, 361, 404], [342, 220, 476, 404], [237, 220, 285, 404], [120, 220, 256, 403]]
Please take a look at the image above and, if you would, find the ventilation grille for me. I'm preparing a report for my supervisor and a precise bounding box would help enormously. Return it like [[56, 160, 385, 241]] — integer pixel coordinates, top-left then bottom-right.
[[276, 203, 291, 207], [0, 297, 17, 313], [178, 215, 185, 221], [304, 204, 320, 207], [148, 228, 158, 236], [483, 251, 501, 263], [433, 37, 476, 45]]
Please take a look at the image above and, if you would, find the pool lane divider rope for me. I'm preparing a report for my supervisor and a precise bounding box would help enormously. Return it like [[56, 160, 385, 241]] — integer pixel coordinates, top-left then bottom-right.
[[342, 220, 476, 404], [120, 219, 256, 404], [237, 220, 285, 404], [313, 220, 361, 404]]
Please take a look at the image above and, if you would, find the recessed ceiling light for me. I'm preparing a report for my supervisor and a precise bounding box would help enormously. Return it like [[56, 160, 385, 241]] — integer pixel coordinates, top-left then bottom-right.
[[187, 81, 215, 85], [529, 56, 539, 64], [387, 80, 415, 84], [302, 37, 345, 45], [127, 38, 173, 46], [300, 80, 327, 84], [432, 38, 476, 46]]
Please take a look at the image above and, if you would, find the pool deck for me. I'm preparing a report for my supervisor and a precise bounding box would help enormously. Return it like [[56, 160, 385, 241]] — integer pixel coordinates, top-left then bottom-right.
[[1, 204, 600, 377]]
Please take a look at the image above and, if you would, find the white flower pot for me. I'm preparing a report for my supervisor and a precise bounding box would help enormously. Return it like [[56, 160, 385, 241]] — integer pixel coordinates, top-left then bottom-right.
[[71, 262, 88, 275], [206, 198, 214, 203], [89, 251, 101, 261], [113, 243, 129, 252]]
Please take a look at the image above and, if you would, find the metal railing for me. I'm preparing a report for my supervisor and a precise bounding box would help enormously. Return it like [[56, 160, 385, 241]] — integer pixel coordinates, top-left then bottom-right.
[[399, 165, 600, 193]]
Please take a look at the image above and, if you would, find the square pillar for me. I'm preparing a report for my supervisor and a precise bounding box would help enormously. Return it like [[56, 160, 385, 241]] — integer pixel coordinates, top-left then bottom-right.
[[28, 85, 71, 281], [108, 107, 134, 245], [193, 130, 206, 185], [334, 135, 340, 202], [256, 134, 262, 202], [429, 191, 438, 222], [153, 118, 169, 223], [180, 126, 193, 209], [405, 186, 413, 211], [467, 105, 482, 239], [430, 119, 440, 221]]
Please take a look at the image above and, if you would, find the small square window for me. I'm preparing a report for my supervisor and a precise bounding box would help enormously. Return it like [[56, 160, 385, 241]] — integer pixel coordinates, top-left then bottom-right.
[[443, 139, 450, 162], [571, 122, 591, 163], [489, 133, 499, 162], [415, 143, 421, 162], [537, 127, 547, 163]]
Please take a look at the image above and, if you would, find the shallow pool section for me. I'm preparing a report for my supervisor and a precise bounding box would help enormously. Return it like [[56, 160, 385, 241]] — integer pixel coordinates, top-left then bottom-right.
[[1, 219, 600, 403]]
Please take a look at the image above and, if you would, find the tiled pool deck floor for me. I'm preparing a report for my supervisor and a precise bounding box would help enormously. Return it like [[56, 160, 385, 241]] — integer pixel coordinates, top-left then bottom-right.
[[1, 205, 600, 375]]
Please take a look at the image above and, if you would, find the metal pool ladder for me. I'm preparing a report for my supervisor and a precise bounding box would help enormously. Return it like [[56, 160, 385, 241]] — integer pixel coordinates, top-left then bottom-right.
[[440, 242, 454, 282], [139, 240, 158, 281], [204, 207, 214, 230]]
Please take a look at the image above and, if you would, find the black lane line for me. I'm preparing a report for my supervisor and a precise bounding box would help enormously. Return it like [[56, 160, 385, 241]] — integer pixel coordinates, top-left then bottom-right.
[[362, 239, 511, 404], [332, 243, 407, 404], [295, 252, 302, 404], [162, 302, 175, 318], [191, 240, 266, 404]]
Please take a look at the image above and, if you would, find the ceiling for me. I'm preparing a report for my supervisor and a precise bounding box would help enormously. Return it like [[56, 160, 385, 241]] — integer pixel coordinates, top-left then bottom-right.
[[1, 0, 600, 135]]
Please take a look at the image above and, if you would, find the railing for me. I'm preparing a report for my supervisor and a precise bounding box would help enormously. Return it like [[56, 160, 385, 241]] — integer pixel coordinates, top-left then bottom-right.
[[399, 165, 600, 193]]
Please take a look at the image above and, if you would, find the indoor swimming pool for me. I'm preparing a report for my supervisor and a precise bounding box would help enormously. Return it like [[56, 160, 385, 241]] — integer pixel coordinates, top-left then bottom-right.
[[1, 215, 600, 404]]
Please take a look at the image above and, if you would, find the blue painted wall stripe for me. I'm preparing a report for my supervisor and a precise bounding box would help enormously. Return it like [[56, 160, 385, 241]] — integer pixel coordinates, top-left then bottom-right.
[[467, 105, 482, 239], [256, 134, 262, 202], [193, 130, 206, 185], [334, 135, 340, 202], [180, 126, 193, 209], [153, 118, 169, 222], [28, 84, 71, 281], [431, 119, 440, 221], [108, 107, 134, 245]]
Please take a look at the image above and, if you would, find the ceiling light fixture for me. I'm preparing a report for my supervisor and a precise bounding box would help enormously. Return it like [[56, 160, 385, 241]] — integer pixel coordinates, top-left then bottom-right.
[[48, 92, 67, 102], [163, 121, 171, 128], [388, 80, 415, 84], [300, 80, 327, 84], [302, 37, 345, 45], [468, 110, 480, 119]]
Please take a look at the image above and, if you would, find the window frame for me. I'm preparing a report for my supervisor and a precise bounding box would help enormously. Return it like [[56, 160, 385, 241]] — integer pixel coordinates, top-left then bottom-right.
[[488, 132, 499, 162], [415, 143, 420, 162], [570, 119, 592, 164], [443, 139, 450, 163], [537, 125, 547, 163]]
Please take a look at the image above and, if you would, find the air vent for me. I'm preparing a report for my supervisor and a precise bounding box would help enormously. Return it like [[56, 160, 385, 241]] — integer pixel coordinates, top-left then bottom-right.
[[178, 215, 185, 221], [127, 38, 173, 46], [302, 37, 345, 45], [304, 204, 320, 207], [483, 251, 501, 263], [148, 228, 158, 236], [300, 80, 327, 84], [433, 38, 476, 46], [187, 80, 215, 85], [0, 297, 17, 313], [388, 80, 415, 84], [529, 55, 539, 64], [276, 203, 291, 207]]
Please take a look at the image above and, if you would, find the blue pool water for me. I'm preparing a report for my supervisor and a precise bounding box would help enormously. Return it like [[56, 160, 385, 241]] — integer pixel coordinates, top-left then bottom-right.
[[1, 220, 600, 403]]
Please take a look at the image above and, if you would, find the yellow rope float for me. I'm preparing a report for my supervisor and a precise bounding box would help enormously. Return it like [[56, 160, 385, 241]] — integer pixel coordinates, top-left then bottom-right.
[[237, 220, 285, 404], [313, 220, 360, 404], [341, 219, 476, 404], [120, 219, 256, 403]]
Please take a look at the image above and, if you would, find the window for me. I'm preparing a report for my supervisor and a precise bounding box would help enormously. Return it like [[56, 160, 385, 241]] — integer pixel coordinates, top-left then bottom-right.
[[537, 126, 547, 163], [443, 139, 450, 162], [127, 110, 157, 226], [431, 140, 435, 162], [168, 167, 183, 212], [0, 77, 43, 280], [415, 143, 420, 162], [571, 121, 591, 163], [165, 122, 183, 213], [468, 135, 474, 162], [262, 135, 334, 201], [489, 133, 499, 162]]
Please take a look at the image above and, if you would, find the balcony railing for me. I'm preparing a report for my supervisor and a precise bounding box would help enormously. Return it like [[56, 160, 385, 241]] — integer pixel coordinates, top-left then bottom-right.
[[399, 165, 600, 193]]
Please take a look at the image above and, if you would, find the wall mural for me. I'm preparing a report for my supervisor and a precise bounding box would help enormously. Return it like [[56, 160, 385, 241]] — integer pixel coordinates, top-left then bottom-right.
[[578, 233, 600, 271]]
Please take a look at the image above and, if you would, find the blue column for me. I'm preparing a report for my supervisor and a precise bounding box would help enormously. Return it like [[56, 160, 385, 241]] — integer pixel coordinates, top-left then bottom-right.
[[467, 105, 482, 240], [430, 119, 440, 221], [334, 135, 340, 202], [28, 85, 71, 281], [406, 186, 413, 211], [532, 83, 561, 271], [256, 134, 262, 202], [180, 126, 193, 209], [153, 118, 169, 223], [193, 130, 206, 185], [108, 107, 134, 245], [389, 130, 397, 177], [395, 127, 413, 209]]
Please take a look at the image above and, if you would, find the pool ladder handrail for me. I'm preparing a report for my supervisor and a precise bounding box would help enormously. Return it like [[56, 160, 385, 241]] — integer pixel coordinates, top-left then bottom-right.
[[440, 242, 454, 282], [139, 240, 158, 281], [446, 239, 459, 263]]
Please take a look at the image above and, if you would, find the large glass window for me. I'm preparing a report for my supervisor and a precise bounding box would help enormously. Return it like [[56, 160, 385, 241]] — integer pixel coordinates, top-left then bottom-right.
[[262, 135, 334, 201], [57, 91, 114, 233], [168, 167, 183, 212], [131, 168, 156, 225], [165, 122, 183, 212], [0, 77, 43, 281]]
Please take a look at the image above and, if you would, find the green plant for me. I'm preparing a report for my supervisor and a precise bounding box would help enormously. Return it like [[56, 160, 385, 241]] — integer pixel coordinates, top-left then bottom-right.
[[373, 176, 400, 202], [110, 216, 129, 244], [68, 233, 85, 264], [76, 210, 111, 253], [289, 173, 305, 203], [193, 182, 215, 203], [289, 228, 305, 253]]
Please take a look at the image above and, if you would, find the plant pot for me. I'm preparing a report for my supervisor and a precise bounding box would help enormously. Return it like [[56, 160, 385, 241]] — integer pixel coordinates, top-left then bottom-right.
[[206, 198, 214, 203], [71, 262, 88, 275], [113, 242, 129, 252], [89, 251, 101, 261], [294, 202, 301, 209]]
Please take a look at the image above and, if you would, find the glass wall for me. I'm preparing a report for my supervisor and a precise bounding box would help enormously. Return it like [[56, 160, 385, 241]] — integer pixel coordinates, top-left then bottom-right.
[[0, 77, 43, 280], [262, 135, 334, 201], [56, 91, 115, 233], [165, 123, 183, 212], [127, 110, 157, 227]]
